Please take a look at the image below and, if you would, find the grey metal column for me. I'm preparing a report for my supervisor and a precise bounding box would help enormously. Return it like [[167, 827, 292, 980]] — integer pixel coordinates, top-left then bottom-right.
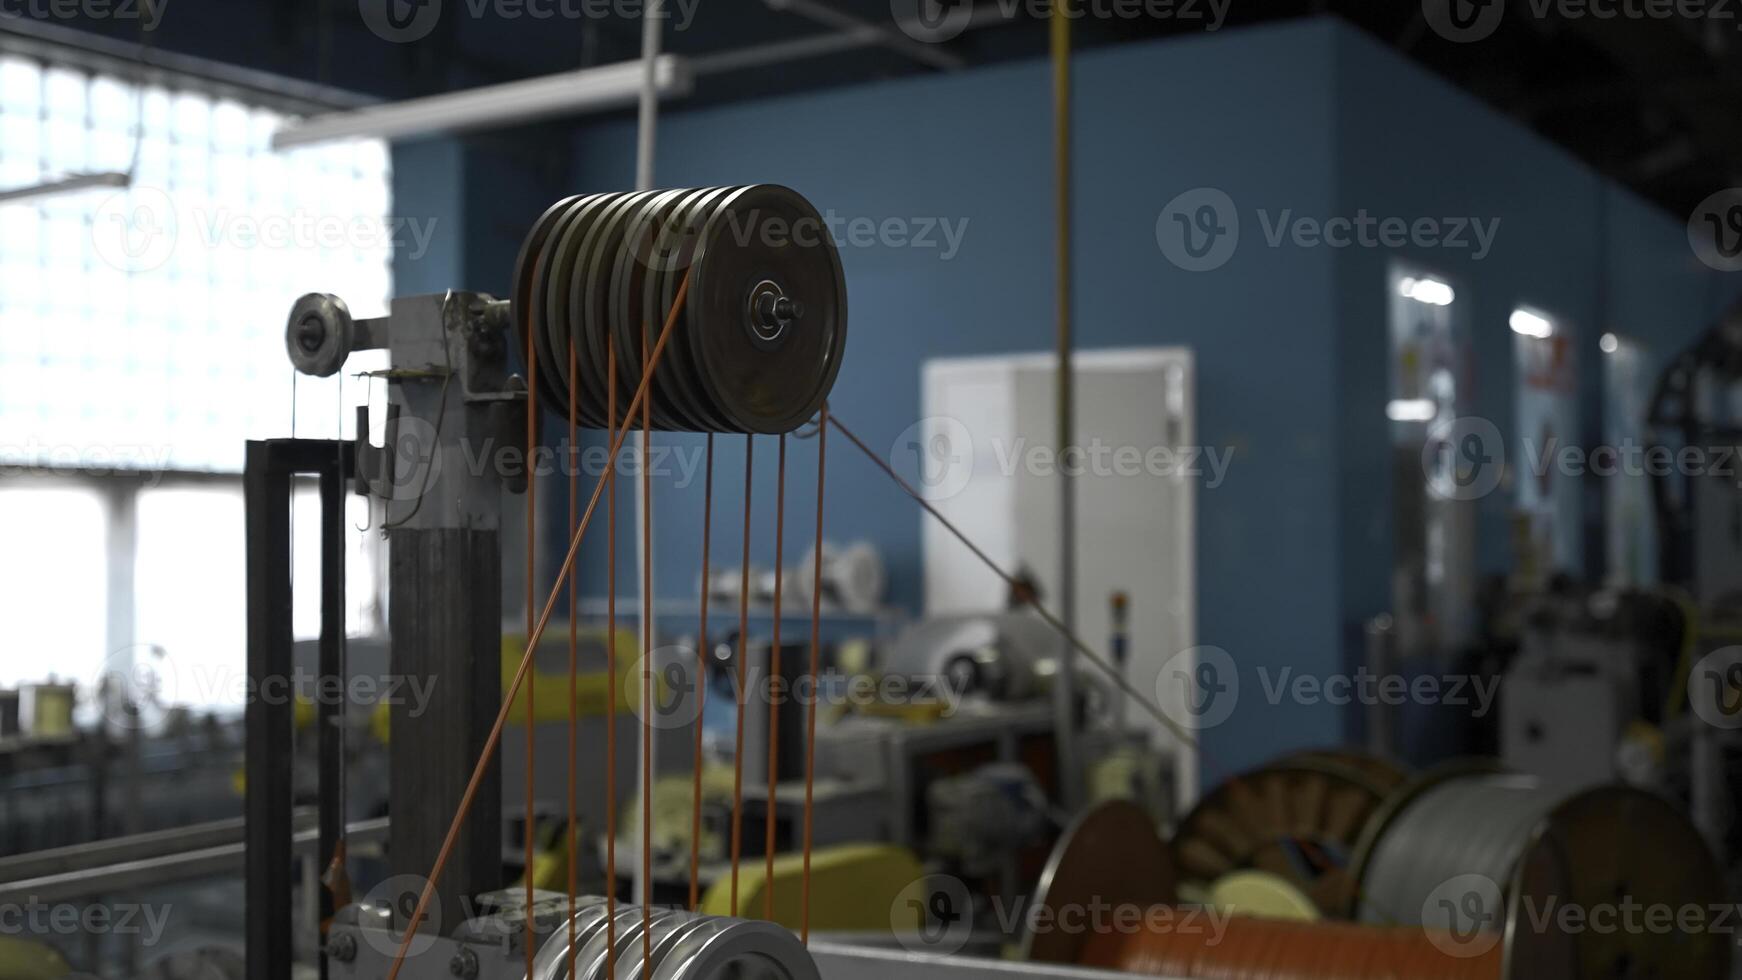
[[387, 528, 502, 926], [377, 293, 519, 930], [288, 289, 524, 935]]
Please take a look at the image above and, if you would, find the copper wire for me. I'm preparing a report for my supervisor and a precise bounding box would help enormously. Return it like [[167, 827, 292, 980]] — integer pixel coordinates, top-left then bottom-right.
[[1079, 912, 1502, 980], [728, 437, 754, 913], [799, 404, 827, 943], [689, 433, 714, 911], [640, 319, 653, 972], [605, 332, 619, 980], [762, 434, 787, 920], [524, 285, 539, 979], [384, 273, 692, 980], [566, 341, 579, 979]]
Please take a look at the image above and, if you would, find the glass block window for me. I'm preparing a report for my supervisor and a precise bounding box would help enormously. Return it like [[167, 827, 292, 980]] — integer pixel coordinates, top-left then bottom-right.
[[0, 51, 394, 710]]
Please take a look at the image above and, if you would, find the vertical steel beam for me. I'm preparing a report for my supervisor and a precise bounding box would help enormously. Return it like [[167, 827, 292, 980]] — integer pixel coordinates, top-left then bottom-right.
[[245, 441, 295, 980], [247, 439, 351, 980]]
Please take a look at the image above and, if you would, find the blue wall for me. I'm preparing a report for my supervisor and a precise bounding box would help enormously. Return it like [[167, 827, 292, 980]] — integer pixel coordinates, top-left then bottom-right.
[[520, 16, 1738, 781], [566, 20, 1345, 780], [1327, 27, 1740, 749]]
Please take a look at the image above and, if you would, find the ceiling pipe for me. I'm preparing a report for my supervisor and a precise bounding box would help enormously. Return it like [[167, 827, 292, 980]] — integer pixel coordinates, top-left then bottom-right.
[[271, 54, 692, 150]]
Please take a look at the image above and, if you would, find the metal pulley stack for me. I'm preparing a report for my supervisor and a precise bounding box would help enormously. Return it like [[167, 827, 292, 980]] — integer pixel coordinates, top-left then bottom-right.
[[511, 184, 849, 434], [525, 898, 821, 980]]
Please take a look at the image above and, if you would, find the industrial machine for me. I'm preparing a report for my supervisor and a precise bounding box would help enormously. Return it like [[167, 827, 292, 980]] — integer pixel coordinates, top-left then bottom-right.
[[9, 183, 1731, 980], [254, 184, 864, 980]]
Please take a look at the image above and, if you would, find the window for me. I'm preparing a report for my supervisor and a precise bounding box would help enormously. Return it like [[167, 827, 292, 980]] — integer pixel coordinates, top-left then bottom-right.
[[0, 51, 394, 709], [0, 485, 107, 688]]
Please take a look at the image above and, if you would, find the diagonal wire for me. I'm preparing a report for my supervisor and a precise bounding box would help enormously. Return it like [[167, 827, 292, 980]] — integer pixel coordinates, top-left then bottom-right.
[[825, 413, 1202, 752]]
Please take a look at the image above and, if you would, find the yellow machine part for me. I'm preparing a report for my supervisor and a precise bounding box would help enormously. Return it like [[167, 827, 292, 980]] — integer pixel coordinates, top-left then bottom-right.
[[499, 628, 645, 724], [0, 936, 71, 980], [699, 844, 925, 934], [372, 626, 643, 742], [1208, 870, 1322, 922]]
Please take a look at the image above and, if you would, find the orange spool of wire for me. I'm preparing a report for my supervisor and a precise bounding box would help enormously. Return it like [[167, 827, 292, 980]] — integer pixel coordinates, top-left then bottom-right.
[[1079, 914, 1503, 980]]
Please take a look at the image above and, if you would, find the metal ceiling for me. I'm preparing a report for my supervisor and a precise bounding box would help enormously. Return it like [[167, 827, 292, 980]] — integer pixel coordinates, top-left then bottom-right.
[[14, 0, 1742, 215]]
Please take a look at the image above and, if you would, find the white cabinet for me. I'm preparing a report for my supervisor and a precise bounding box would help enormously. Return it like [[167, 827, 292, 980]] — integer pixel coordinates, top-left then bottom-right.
[[919, 348, 1198, 803]]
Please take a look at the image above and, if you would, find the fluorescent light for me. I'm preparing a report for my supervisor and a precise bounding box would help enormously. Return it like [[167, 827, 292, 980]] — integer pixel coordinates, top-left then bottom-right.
[[0, 171, 130, 205], [1509, 308, 1554, 339], [271, 55, 693, 150], [1386, 398, 1437, 422], [1599, 332, 1620, 354], [1398, 276, 1455, 306]]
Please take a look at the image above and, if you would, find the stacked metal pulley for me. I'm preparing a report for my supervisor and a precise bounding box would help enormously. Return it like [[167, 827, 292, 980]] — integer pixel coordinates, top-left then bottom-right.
[[511, 184, 848, 434], [526, 898, 821, 980]]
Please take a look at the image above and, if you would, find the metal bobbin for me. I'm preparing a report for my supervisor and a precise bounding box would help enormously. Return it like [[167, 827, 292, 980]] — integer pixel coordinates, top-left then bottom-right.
[[1349, 764, 1731, 979], [511, 184, 848, 435], [525, 898, 821, 980]]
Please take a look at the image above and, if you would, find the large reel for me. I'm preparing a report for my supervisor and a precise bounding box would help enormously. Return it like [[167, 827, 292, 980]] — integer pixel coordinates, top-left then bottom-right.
[[525, 899, 821, 980], [1170, 749, 1408, 917], [511, 185, 848, 435], [1348, 764, 1731, 979]]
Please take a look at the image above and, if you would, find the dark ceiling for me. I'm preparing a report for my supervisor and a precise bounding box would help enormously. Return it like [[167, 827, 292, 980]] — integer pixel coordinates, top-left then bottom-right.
[[14, 0, 1742, 216]]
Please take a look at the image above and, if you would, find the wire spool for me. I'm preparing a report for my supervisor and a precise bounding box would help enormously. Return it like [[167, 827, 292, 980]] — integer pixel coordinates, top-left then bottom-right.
[[1171, 751, 1407, 918], [527, 898, 822, 980], [511, 184, 848, 434], [1349, 764, 1731, 979], [1078, 914, 1503, 980], [1024, 800, 1178, 965]]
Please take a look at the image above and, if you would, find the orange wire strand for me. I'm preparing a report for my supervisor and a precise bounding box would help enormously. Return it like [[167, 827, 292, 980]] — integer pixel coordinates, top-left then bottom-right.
[[567, 342, 579, 978], [524, 286, 539, 979], [382, 273, 691, 980], [606, 332, 618, 980], [640, 319, 653, 972], [728, 437, 753, 914], [800, 404, 827, 943], [689, 434, 714, 911], [762, 434, 786, 920]]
